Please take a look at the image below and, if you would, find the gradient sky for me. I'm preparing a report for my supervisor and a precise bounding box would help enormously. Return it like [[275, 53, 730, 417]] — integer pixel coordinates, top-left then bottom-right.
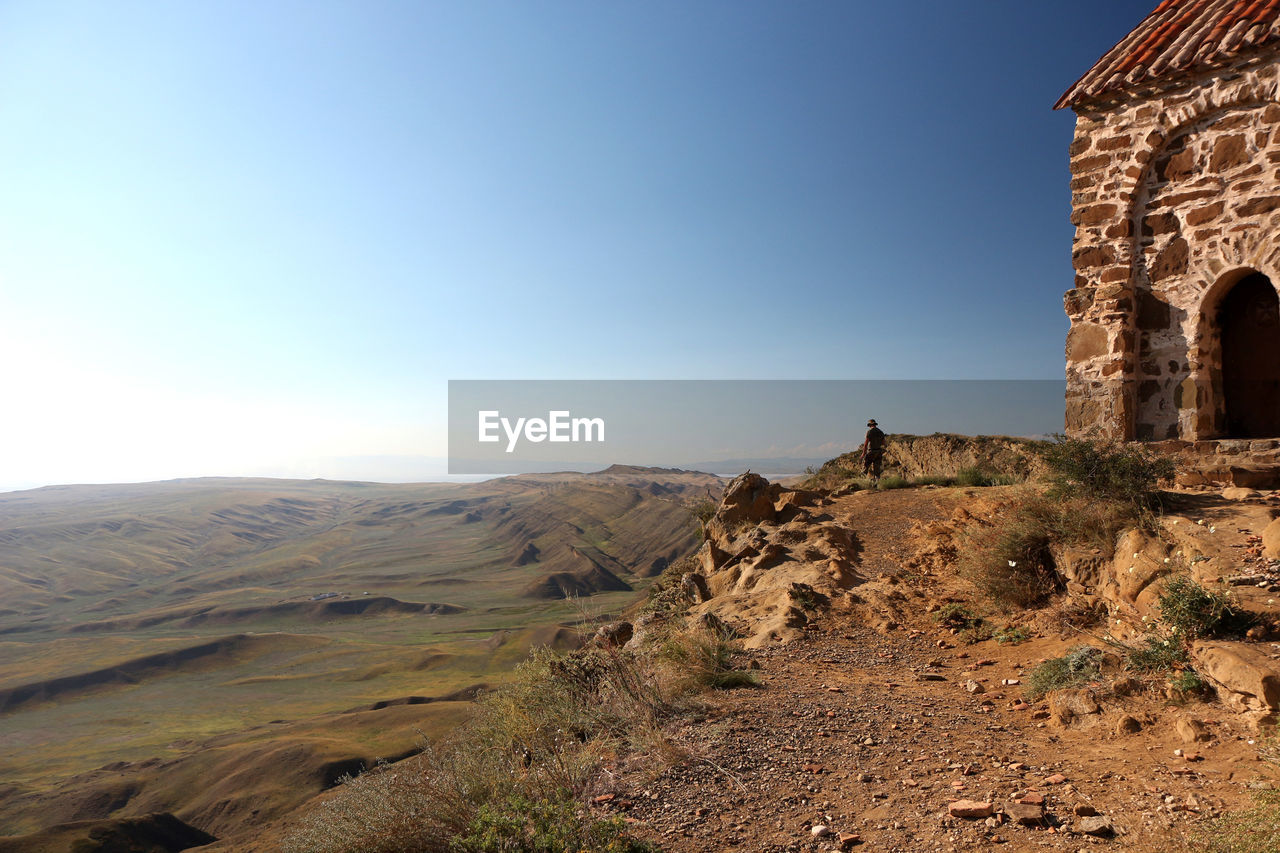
[[0, 1, 1157, 489]]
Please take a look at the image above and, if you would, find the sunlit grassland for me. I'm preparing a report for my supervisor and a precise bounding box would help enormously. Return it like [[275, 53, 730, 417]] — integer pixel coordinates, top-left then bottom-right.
[[0, 472, 712, 841]]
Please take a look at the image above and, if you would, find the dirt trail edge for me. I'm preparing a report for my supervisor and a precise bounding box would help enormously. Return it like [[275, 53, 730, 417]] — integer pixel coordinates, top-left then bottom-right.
[[608, 488, 1276, 853]]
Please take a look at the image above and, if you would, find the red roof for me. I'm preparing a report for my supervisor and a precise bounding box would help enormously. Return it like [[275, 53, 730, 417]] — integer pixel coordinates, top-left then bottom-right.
[[1055, 0, 1280, 109]]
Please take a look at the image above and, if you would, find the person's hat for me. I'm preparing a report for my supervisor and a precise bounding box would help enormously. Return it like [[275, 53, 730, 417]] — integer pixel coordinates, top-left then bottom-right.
[[867, 419, 877, 426]]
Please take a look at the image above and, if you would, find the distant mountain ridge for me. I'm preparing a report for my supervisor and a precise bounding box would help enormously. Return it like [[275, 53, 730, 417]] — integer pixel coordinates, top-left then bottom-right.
[[683, 457, 831, 476]]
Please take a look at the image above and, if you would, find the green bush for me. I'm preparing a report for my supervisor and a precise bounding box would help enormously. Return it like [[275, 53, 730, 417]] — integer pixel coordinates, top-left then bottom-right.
[[954, 466, 1004, 487], [877, 476, 910, 490], [1168, 669, 1209, 696], [787, 582, 826, 610], [932, 603, 993, 643], [1039, 436, 1175, 511], [1025, 645, 1103, 700], [1157, 576, 1255, 640], [1121, 632, 1190, 673], [689, 499, 717, 540], [959, 622, 994, 644], [1113, 578, 1255, 684], [933, 603, 981, 629]]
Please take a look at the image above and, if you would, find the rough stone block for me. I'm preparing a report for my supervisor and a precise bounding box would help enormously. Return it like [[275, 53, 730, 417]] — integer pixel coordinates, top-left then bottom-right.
[[1105, 219, 1134, 238], [1072, 245, 1116, 270], [1073, 203, 1119, 225], [1192, 640, 1280, 713], [1184, 201, 1224, 225], [1235, 195, 1280, 216], [1158, 147, 1197, 182], [1072, 153, 1112, 173], [1063, 288, 1095, 316], [1098, 134, 1133, 151], [1142, 212, 1179, 235], [1150, 237, 1189, 281], [948, 800, 994, 819], [1067, 323, 1110, 361], [1209, 134, 1249, 172]]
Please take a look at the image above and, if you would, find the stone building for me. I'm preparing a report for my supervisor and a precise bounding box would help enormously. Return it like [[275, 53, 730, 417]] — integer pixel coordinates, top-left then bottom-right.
[[1058, 1, 1280, 445]]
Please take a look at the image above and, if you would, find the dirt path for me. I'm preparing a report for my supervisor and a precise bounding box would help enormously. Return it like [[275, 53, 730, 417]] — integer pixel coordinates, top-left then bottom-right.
[[829, 487, 954, 578], [608, 488, 1276, 852]]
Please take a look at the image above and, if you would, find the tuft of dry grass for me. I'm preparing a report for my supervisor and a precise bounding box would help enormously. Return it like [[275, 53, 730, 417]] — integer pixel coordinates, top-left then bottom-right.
[[957, 491, 1131, 610], [657, 625, 762, 692], [282, 614, 760, 852], [284, 644, 673, 851], [1187, 787, 1280, 853]]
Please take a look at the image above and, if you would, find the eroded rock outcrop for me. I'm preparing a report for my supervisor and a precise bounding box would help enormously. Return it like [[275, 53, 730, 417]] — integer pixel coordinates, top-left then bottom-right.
[[808, 434, 1047, 488], [688, 473, 860, 647], [1191, 640, 1280, 723]]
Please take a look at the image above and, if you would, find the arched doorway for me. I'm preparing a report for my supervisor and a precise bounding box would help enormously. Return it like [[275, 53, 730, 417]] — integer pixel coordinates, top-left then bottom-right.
[[1219, 271, 1280, 437]]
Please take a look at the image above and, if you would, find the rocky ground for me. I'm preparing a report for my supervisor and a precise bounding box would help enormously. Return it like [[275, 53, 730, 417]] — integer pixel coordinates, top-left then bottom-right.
[[600, 487, 1280, 852]]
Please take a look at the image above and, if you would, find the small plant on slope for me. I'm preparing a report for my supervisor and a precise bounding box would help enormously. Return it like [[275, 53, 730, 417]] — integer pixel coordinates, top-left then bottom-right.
[[1156, 576, 1255, 640], [1189, 787, 1280, 853], [1039, 435, 1174, 513], [1025, 645, 1103, 701]]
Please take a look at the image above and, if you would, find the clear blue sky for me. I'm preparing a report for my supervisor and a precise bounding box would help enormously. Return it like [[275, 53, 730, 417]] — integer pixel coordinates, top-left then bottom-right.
[[0, 1, 1156, 488]]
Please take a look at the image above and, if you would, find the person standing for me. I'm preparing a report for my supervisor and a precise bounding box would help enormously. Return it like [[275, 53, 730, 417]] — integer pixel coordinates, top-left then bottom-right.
[[861, 419, 885, 482]]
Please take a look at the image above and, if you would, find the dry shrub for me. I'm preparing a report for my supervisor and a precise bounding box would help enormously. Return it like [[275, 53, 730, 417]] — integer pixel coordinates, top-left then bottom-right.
[[283, 645, 673, 853], [658, 624, 761, 691], [958, 491, 1130, 610], [1033, 596, 1105, 638], [1039, 435, 1174, 513], [1188, 787, 1280, 853], [1024, 645, 1104, 701]]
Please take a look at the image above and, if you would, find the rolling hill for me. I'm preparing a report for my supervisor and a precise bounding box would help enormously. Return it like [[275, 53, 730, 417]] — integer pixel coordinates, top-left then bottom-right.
[[0, 466, 721, 848]]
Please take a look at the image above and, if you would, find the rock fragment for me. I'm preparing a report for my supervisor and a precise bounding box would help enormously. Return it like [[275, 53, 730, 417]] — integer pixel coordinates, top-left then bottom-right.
[[1115, 714, 1142, 734], [1079, 815, 1115, 836], [1003, 799, 1045, 825], [680, 572, 712, 603], [593, 621, 633, 647], [948, 799, 994, 819], [1176, 717, 1211, 743]]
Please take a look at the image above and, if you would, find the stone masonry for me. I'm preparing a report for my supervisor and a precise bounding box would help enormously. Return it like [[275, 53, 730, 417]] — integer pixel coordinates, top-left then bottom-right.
[[1063, 52, 1280, 442]]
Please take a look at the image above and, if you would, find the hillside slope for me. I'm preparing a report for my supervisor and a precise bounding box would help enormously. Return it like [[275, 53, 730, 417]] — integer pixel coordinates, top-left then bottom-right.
[[611, 480, 1280, 851], [0, 468, 720, 846]]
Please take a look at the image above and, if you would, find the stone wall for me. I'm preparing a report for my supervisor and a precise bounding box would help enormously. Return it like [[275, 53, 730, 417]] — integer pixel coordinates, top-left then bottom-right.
[[1064, 51, 1280, 440]]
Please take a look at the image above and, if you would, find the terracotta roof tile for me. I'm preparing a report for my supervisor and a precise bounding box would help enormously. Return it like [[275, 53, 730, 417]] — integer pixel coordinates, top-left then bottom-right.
[[1055, 0, 1280, 109]]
